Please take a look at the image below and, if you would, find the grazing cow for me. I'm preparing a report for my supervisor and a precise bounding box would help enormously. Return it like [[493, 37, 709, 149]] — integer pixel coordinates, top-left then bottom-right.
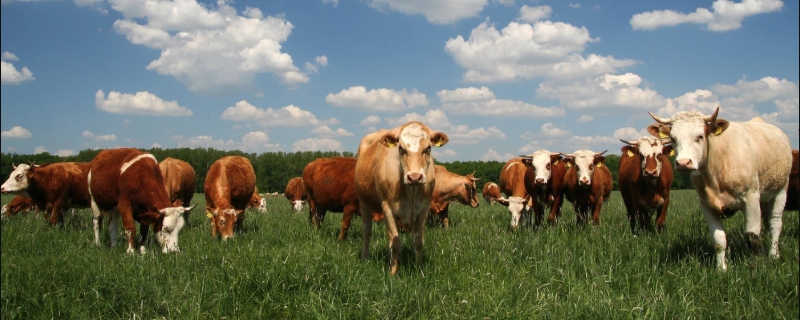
[[204, 156, 256, 241], [248, 187, 267, 213], [88, 148, 194, 253], [785, 150, 799, 211], [284, 177, 307, 212], [649, 107, 792, 270], [2, 195, 38, 218], [428, 165, 480, 229], [355, 121, 449, 275], [520, 150, 568, 227], [562, 150, 612, 226], [482, 182, 501, 205], [159, 157, 196, 225], [1, 162, 92, 225], [618, 135, 674, 233], [498, 158, 533, 228], [303, 157, 368, 240]]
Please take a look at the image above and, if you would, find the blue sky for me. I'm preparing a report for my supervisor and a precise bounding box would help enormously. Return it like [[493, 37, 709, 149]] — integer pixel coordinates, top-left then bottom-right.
[[1, 0, 798, 161]]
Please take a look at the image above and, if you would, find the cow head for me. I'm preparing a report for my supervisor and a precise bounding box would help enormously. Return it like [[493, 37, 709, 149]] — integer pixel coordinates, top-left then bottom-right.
[[621, 135, 673, 180], [521, 150, 562, 188], [497, 196, 529, 229], [1, 163, 37, 196], [562, 150, 607, 187], [465, 173, 481, 208], [156, 200, 194, 253], [649, 107, 728, 171], [258, 198, 267, 213], [207, 206, 244, 241], [380, 122, 449, 185]]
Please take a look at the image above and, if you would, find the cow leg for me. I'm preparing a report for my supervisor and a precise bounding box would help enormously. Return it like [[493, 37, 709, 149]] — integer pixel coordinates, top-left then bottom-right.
[[308, 199, 320, 229], [90, 197, 104, 246], [764, 191, 785, 260], [339, 206, 356, 240], [742, 193, 764, 256], [47, 199, 65, 226], [359, 205, 373, 262], [412, 211, 427, 267], [235, 211, 246, 233], [700, 205, 728, 270], [108, 210, 120, 248], [591, 201, 602, 225], [139, 223, 150, 254], [533, 204, 545, 228], [380, 203, 403, 275], [621, 191, 636, 233], [441, 206, 449, 230], [656, 198, 669, 233], [116, 203, 138, 254]]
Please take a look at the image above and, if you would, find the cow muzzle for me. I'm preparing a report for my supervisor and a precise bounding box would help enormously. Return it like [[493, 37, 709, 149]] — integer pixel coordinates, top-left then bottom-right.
[[675, 158, 694, 171], [406, 171, 424, 184]]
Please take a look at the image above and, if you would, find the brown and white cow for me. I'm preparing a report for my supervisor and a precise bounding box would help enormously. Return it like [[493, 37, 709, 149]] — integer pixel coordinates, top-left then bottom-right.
[[1, 162, 92, 225], [159, 157, 196, 225], [785, 150, 799, 211], [204, 156, 256, 241], [88, 148, 194, 254], [248, 186, 267, 213], [355, 121, 449, 275], [284, 177, 307, 212], [649, 107, 792, 270], [562, 150, 612, 226], [482, 182, 501, 205], [428, 165, 480, 229], [498, 157, 533, 229], [520, 150, 568, 227], [2, 195, 38, 218], [618, 135, 674, 233], [302, 157, 367, 240]]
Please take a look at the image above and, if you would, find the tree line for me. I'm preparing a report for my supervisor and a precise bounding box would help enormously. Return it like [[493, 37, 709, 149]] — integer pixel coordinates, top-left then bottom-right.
[[0, 148, 694, 194]]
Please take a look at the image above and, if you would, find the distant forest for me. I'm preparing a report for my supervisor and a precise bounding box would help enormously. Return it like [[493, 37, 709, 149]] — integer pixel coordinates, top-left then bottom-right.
[[0, 148, 694, 193]]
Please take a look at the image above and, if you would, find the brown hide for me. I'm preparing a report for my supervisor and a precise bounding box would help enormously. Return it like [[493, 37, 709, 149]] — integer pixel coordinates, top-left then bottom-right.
[[302, 157, 366, 240], [618, 145, 674, 233], [428, 165, 480, 229], [284, 177, 308, 212], [522, 155, 568, 227], [3, 195, 38, 217], [22, 162, 91, 225], [786, 150, 799, 210], [247, 186, 263, 211], [563, 158, 612, 225], [204, 156, 256, 240], [159, 157, 196, 224], [498, 158, 533, 228], [482, 182, 501, 205]]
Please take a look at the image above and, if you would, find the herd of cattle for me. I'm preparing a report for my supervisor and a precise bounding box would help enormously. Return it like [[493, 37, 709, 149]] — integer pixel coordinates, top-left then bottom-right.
[[1, 108, 799, 274]]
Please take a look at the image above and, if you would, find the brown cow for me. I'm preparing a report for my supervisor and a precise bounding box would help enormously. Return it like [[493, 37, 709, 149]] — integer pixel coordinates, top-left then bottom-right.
[[204, 156, 256, 241], [786, 150, 799, 211], [498, 157, 533, 229], [428, 165, 480, 229], [284, 177, 307, 212], [482, 182, 501, 205], [88, 148, 193, 254], [619, 135, 674, 233], [521, 150, 568, 227], [355, 121, 449, 275], [248, 186, 267, 213], [302, 157, 367, 240], [2, 195, 38, 218], [159, 157, 196, 225], [1, 162, 91, 225], [562, 150, 613, 225]]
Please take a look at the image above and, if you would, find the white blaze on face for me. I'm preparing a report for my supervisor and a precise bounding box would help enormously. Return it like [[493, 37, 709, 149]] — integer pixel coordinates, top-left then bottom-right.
[[636, 136, 665, 176], [292, 200, 305, 212], [665, 112, 706, 171], [157, 206, 186, 253], [531, 150, 554, 185], [507, 196, 527, 228], [1, 164, 31, 196], [399, 123, 430, 184], [258, 198, 267, 213], [572, 150, 598, 186]]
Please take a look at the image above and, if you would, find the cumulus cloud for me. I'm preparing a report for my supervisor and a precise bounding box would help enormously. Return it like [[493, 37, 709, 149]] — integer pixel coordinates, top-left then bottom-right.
[[438, 86, 565, 117], [360, 115, 381, 126], [445, 20, 638, 83], [292, 138, 342, 152], [95, 89, 193, 116], [480, 148, 516, 161], [368, 0, 488, 24], [433, 148, 458, 159], [81, 130, 118, 142], [305, 55, 329, 74], [173, 131, 281, 152], [34, 146, 47, 154], [537, 73, 666, 110], [221, 100, 338, 128], [107, 0, 313, 94], [311, 126, 354, 137], [322, 0, 339, 7], [384, 109, 506, 145], [326, 86, 429, 111], [56, 149, 77, 157], [613, 127, 651, 141], [517, 123, 572, 154], [568, 3, 581, 9], [630, 0, 783, 32], [1, 52, 35, 85], [577, 115, 594, 123], [1, 126, 32, 139], [1, 52, 18, 61], [517, 5, 551, 23]]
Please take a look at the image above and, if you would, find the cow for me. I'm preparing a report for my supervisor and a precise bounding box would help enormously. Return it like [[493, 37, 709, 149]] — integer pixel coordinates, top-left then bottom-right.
[[520, 150, 568, 227], [1, 162, 92, 225], [498, 157, 533, 229], [302, 157, 367, 240], [248, 186, 267, 213], [562, 150, 613, 226], [618, 135, 674, 233], [428, 165, 480, 229], [159, 157, 196, 225], [284, 177, 307, 212], [482, 182, 501, 205], [2, 195, 38, 218], [355, 121, 449, 275], [87, 148, 194, 254], [649, 107, 792, 270], [785, 150, 799, 211], [204, 156, 257, 241]]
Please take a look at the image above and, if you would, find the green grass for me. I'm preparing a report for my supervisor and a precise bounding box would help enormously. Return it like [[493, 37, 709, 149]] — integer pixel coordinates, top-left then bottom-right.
[[2, 190, 798, 319]]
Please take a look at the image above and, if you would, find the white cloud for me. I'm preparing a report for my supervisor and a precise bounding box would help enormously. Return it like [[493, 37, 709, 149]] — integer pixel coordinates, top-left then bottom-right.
[[151, 142, 162, 148], [540, 123, 572, 138], [659, 89, 719, 116], [241, 131, 281, 152], [517, 123, 571, 154], [305, 56, 329, 74], [433, 149, 458, 159], [569, 3, 581, 9], [1, 52, 18, 61], [173, 132, 281, 152], [292, 138, 342, 152], [438, 86, 565, 117], [326, 86, 429, 111], [384, 109, 506, 145], [480, 148, 516, 161], [221, 100, 338, 128], [360, 115, 381, 126], [316, 56, 329, 67], [56, 149, 77, 157], [630, 0, 783, 32], [613, 127, 650, 141], [322, 0, 339, 7], [1, 126, 32, 139], [577, 115, 594, 123], [517, 5, 551, 23], [446, 20, 638, 83], [368, 0, 488, 24], [1, 54, 35, 85], [95, 89, 193, 116], [81, 130, 118, 142], [537, 73, 666, 110], [108, 0, 312, 94], [34, 146, 47, 154], [311, 126, 354, 137]]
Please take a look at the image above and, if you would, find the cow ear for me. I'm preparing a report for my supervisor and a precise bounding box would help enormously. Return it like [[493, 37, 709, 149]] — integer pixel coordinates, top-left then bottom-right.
[[621, 145, 637, 158], [235, 209, 245, 216], [662, 144, 674, 157], [710, 119, 730, 135], [206, 207, 217, 218], [521, 158, 532, 166], [430, 132, 449, 147], [564, 158, 574, 168], [550, 154, 562, 165], [380, 133, 400, 148], [173, 199, 183, 207], [648, 123, 670, 139], [496, 198, 510, 207], [594, 155, 606, 167]]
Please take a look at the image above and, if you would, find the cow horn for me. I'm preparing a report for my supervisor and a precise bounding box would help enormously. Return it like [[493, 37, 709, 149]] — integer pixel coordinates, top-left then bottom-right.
[[648, 111, 672, 125], [619, 139, 639, 146], [550, 152, 561, 156], [12, 163, 17, 169], [185, 202, 197, 211], [518, 155, 532, 159], [595, 150, 607, 156], [561, 152, 574, 158], [703, 106, 720, 123], [470, 176, 481, 182]]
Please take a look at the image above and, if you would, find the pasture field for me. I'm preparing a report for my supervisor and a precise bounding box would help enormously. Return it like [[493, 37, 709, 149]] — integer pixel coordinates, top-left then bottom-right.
[[1, 190, 798, 319]]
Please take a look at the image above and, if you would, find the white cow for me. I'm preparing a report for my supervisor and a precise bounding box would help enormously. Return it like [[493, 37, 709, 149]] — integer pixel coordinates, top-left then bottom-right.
[[650, 107, 792, 270]]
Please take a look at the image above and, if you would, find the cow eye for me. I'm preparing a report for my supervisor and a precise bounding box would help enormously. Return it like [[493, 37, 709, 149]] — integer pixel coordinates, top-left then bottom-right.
[[589, 164, 594, 170], [696, 135, 703, 142], [545, 163, 551, 170], [424, 146, 431, 154], [657, 153, 662, 158], [15, 174, 22, 182]]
